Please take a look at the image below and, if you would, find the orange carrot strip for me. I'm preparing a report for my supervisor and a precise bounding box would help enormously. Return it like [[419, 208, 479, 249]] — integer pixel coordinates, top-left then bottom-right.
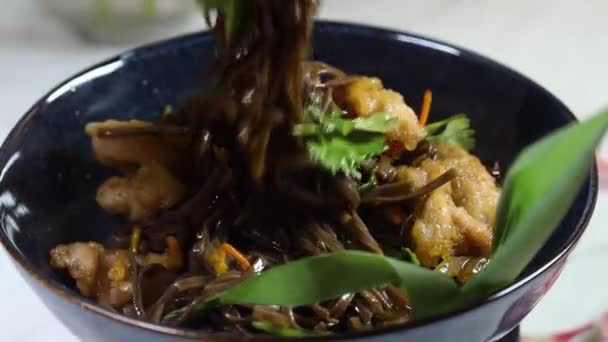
[[166, 236, 181, 256], [419, 89, 432, 126], [220, 243, 251, 270], [165, 236, 184, 270]]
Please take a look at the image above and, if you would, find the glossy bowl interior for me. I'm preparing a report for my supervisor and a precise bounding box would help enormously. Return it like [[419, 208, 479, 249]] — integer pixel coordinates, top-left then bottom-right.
[[0, 22, 597, 342]]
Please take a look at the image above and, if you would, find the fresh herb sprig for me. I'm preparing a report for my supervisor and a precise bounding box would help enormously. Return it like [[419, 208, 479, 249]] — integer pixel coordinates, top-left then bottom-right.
[[293, 107, 398, 178], [425, 114, 475, 150]]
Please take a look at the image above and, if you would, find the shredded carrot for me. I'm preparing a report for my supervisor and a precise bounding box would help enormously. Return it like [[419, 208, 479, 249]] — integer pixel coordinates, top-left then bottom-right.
[[166, 236, 181, 256], [165, 236, 184, 270], [135, 235, 184, 271], [220, 243, 251, 270], [419, 89, 432, 126], [130, 227, 142, 253]]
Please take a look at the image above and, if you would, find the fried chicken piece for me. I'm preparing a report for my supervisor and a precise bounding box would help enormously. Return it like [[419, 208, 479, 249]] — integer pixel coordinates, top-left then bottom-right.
[[334, 77, 426, 151], [50, 237, 184, 307], [398, 144, 500, 267], [49, 242, 132, 307], [96, 162, 186, 221], [85, 120, 190, 171]]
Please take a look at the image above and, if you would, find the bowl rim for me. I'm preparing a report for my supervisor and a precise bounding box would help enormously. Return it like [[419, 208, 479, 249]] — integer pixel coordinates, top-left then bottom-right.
[[0, 20, 598, 341]]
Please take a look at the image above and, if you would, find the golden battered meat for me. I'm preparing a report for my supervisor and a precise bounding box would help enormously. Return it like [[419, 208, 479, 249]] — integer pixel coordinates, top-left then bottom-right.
[[85, 120, 190, 171], [49, 242, 132, 307], [49, 242, 103, 296], [334, 77, 426, 151], [96, 162, 186, 222], [398, 144, 500, 267], [99, 249, 133, 307], [50, 237, 184, 307]]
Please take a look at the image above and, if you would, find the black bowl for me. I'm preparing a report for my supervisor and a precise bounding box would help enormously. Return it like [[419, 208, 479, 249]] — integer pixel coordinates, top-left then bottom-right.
[[0, 22, 596, 342]]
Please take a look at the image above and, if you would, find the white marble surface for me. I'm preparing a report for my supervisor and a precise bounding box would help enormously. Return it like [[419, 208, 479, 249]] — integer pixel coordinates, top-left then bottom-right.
[[1, 1, 608, 341]]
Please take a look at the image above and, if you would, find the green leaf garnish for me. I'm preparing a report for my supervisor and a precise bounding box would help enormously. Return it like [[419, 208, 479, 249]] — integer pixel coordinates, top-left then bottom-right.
[[210, 250, 462, 320], [294, 109, 398, 177], [464, 110, 608, 296], [320, 111, 357, 136], [165, 109, 608, 331], [353, 112, 399, 133], [163, 251, 460, 322], [306, 132, 387, 179], [292, 122, 319, 136], [252, 321, 331, 337], [425, 114, 475, 150]]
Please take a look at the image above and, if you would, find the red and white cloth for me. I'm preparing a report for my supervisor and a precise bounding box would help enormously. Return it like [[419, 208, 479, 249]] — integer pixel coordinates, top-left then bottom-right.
[[523, 313, 608, 341], [521, 154, 608, 342]]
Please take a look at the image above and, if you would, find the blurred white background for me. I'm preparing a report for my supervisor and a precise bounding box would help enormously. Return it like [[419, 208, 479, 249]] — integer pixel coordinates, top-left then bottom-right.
[[1, 1, 608, 341]]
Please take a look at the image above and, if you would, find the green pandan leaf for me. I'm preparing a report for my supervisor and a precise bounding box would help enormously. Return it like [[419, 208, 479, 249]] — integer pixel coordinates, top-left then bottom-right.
[[464, 109, 608, 296], [210, 250, 461, 320], [402, 247, 421, 266]]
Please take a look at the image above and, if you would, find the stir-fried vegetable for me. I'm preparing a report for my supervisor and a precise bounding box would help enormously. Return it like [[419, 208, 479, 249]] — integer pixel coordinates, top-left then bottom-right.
[[220, 243, 251, 271], [294, 108, 398, 178]]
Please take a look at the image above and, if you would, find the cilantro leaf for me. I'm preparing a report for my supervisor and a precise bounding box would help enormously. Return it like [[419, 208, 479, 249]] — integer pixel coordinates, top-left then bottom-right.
[[295, 111, 398, 137], [292, 123, 319, 136], [353, 112, 399, 133], [425, 114, 475, 150], [294, 106, 398, 177], [306, 132, 387, 179], [294, 111, 354, 136], [304, 101, 325, 121], [321, 111, 356, 135]]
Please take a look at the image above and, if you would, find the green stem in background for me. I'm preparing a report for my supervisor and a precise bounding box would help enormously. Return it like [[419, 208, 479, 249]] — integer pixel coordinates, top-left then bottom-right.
[[143, 0, 157, 17], [95, 0, 111, 18], [196, 0, 246, 44]]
